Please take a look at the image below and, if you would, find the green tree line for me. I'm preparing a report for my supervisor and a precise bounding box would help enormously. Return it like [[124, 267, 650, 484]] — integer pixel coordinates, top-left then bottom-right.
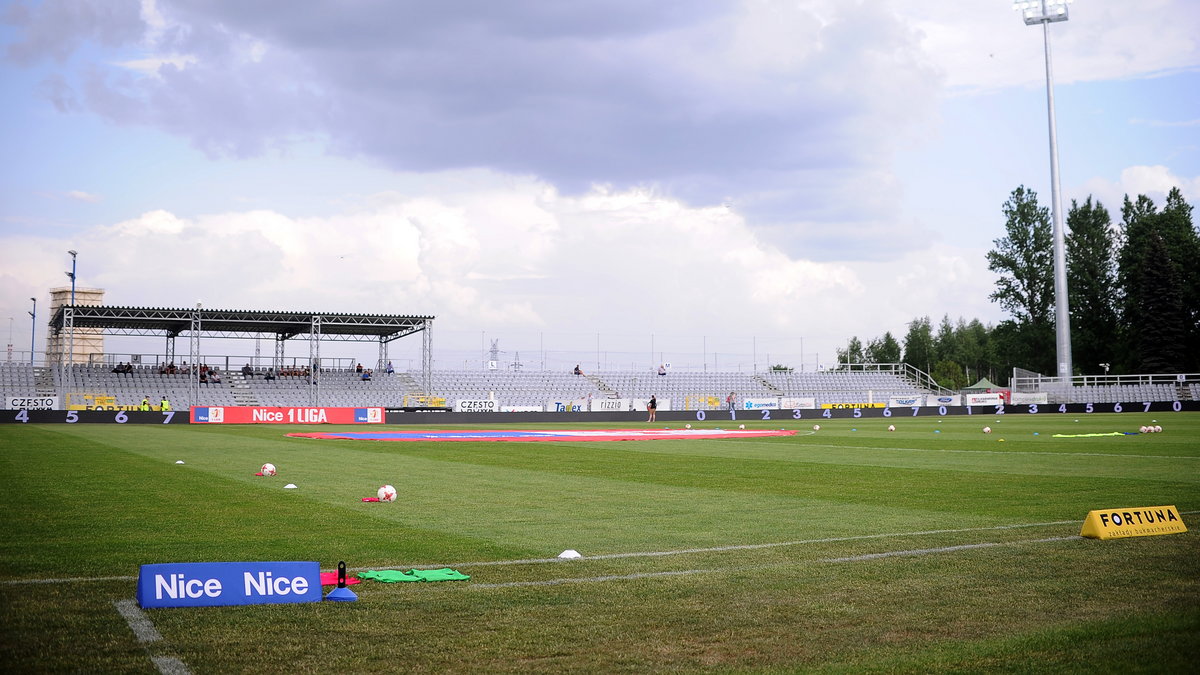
[[836, 186, 1199, 388]]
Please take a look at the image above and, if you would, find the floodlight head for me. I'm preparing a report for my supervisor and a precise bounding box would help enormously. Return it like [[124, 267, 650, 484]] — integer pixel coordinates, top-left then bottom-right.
[[1014, 0, 1071, 25], [68, 249, 77, 257]]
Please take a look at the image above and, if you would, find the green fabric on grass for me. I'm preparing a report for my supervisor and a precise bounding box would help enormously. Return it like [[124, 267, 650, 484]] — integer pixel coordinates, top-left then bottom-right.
[[357, 568, 470, 583], [1050, 432, 1127, 438]]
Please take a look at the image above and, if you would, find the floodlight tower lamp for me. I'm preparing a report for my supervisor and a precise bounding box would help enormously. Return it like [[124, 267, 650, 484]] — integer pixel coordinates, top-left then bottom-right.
[[1012, 0, 1074, 381]]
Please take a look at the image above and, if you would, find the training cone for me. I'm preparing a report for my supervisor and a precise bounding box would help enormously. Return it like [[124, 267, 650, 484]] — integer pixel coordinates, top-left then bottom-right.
[[324, 561, 357, 602], [558, 549, 582, 559]]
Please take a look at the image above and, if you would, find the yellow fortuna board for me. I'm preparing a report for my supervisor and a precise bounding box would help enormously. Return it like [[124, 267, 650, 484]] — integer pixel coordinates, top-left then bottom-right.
[[1080, 505, 1187, 540]]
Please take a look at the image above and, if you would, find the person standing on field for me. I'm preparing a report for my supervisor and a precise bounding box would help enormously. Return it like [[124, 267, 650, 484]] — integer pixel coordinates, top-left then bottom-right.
[[647, 394, 657, 422]]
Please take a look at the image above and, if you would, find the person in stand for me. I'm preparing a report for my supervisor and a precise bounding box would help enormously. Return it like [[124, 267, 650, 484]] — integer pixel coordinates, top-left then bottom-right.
[[386, 361, 394, 375], [647, 394, 657, 422], [140, 396, 151, 411], [160, 396, 172, 412], [658, 364, 667, 376], [264, 368, 276, 381], [574, 364, 584, 376], [355, 363, 364, 374], [209, 369, 222, 384], [361, 369, 372, 381], [242, 363, 253, 377]]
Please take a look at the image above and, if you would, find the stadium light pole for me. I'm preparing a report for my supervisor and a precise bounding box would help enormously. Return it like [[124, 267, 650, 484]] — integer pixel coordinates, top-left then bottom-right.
[[66, 250, 77, 366], [28, 297, 36, 367], [1014, 0, 1073, 381]]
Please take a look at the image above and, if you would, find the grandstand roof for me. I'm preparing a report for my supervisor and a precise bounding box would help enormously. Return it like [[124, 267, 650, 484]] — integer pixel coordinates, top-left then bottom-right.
[[49, 305, 433, 343]]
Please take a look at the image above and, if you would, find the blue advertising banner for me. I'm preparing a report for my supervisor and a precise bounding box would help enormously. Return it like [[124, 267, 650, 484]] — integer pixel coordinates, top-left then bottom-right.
[[136, 561, 322, 609]]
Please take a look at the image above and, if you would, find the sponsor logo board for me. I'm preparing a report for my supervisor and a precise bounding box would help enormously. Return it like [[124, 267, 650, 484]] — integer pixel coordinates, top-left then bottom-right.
[[189, 407, 383, 424], [137, 561, 321, 609], [1080, 505, 1187, 540], [6, 395, 58, 410]]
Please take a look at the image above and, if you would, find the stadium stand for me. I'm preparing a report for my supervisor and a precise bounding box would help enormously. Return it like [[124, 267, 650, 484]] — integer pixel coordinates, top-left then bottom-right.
[[5, 360, 1194, 411]]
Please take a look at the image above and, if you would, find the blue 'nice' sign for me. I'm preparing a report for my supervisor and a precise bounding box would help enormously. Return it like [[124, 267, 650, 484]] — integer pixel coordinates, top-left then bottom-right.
[[136, 561, 322, 608]]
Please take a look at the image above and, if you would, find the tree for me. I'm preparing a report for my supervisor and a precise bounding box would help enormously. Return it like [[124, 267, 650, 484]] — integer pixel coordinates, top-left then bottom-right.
[[835, 337, 865, 368], [986, 186, 1055, 374], [1118, 189, 1200, 372], [901, 316, 934, 373], [930, 359, 967, 390], [1066, 197, 1119, 375], [1128, 232, 1188, 372], [865, 332, 902, 364]]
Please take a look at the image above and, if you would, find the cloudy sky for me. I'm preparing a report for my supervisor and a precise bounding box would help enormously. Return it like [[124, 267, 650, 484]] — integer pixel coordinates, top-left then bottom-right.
[[1, 0, 1197, 372]]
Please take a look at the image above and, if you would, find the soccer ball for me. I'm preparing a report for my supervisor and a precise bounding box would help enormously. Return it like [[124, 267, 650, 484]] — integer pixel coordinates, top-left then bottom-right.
[[738, 424, 745, 429], [887, 425, 896, 432], [812, 424, 820, 431], [260, 463, 277, 476], [1139, 426, 1148, 434], [1154, 425, 1163, 433], [685, 424, 692, 429], [982, 427, 991, 434], [377, 485, 397, 502]]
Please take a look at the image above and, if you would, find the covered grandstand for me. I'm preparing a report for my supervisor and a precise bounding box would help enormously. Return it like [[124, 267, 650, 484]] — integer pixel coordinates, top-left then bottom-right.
[[0, 302, 1193, 410]]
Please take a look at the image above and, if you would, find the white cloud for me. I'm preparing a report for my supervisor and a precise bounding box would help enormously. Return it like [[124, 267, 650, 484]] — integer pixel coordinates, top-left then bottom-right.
[[1078, 165, 1200, 211], [65, 190, 101, 203], [0, 182, 1002, 367], [908, 0, 1200, 92]]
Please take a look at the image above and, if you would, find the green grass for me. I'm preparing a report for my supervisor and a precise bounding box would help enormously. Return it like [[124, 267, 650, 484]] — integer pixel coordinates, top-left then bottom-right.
[[2, 413, 1198, 672]]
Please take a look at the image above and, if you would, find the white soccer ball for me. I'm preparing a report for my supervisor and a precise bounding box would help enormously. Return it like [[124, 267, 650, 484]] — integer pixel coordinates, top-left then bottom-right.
[[377, 484, 397, 502], [812, 424, 820, 431], [260, 463, 277, 476], [1154, 425, 1163, 433], [685, 424, 692, 429], [738, 424, 745, 429], [887, 424, 896, 432], [1139, 426, 1148, 434], [982, 427, 991, 434]]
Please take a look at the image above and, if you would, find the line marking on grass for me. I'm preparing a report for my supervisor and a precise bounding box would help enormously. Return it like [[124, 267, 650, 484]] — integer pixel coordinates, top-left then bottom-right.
[[472, 569, 710, 589], [394, 519, 1088, 571], [114, 599, 162, 642], [469, 535, 1083, 589], [803, 444, 1200, 460], [9, 574, 137, 585], [114, 599, 193, 675], [820, 536, 1080, 563], [4, 514, 1194, 586]]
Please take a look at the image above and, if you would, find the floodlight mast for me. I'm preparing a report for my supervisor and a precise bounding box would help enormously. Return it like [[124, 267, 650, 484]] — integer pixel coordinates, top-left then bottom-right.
[[1014, 0, 1073, 381]]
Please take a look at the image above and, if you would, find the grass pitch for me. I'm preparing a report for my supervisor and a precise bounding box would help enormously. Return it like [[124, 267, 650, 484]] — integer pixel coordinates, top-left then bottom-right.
[[1, 413, 1198, 672]]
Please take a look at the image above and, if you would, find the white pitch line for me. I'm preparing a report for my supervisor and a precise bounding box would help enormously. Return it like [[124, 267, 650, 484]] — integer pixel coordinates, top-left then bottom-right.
[[114, 599, 162, 643], [7, 574, 137, 585], [114, 599, 193, 675], [820, 536, 1079, 563], [472, 569, 710, 589], [5, 515, 1195, 586], [373, 518, 1085, 572], [470, 535, 1081, 589], [798, 444, 1199, 461]]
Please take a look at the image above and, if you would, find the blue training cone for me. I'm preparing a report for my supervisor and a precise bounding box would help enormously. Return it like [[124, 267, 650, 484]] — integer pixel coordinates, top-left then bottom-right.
[[324, 561, 357, 602]]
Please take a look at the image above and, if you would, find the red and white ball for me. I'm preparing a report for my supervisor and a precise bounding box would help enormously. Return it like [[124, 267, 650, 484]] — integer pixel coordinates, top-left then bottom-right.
[[260, 463, 277, 476], [812, 424, 820, 431], [1139, 425, 1149, 434], [982, 427, 991, 434], [887, 424, 896, 432], [377, 484, 397, 502]]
